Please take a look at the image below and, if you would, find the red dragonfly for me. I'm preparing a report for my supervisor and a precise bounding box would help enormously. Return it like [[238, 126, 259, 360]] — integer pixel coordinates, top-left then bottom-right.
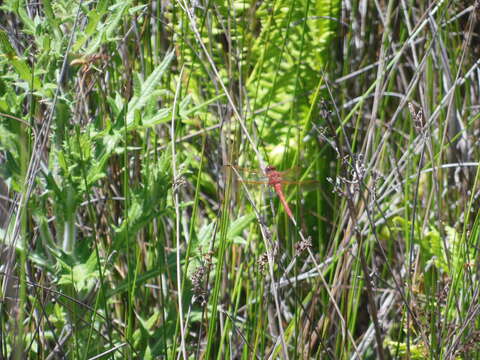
[[226, 164, 319, 221]]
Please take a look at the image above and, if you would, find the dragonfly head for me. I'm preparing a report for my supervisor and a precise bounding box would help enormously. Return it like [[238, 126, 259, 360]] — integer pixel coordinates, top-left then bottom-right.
[[265, 165, 277, 174]]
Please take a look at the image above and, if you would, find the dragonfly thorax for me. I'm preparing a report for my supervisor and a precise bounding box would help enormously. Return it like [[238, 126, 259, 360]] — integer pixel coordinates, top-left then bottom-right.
[[265, 165, 282, 185]]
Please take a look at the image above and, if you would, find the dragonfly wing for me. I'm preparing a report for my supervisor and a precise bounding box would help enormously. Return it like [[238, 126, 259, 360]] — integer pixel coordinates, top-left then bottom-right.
[[277, 166, 302, 178], [280, 180, 321, 192], [224, 164, 268, 182], [237, 179, 269, 185], [277, 166, 321, 182]]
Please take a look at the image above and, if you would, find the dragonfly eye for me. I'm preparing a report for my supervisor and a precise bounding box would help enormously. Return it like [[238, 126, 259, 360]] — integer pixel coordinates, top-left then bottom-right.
[[265, 165, 276, 173]]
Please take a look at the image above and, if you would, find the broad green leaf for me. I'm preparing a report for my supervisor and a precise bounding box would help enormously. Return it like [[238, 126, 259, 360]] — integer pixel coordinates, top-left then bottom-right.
[[197, 221, 216, 251], [227, 213, 257, 242], [126, 50, 175, 124], [58, 252, 100, 292]]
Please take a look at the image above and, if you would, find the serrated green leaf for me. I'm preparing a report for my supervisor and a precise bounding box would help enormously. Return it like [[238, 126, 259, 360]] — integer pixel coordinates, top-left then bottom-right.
[[132, 72, 142, 98], [17, 7, 35, 33], [84, 0, 133, 55], [58, 252, 100, 292], [181, 93, 225, 117], [142, 108, 171, 127], [126, 50, 175, 124], [129, 4, 148, 14], [227, 213, 256, 241], [245, 0, 341, 144], [73, 11, 102, 52]]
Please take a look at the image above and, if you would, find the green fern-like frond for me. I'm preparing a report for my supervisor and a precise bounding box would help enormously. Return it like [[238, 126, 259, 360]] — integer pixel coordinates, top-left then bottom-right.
[[247, 0, 340, 144]]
